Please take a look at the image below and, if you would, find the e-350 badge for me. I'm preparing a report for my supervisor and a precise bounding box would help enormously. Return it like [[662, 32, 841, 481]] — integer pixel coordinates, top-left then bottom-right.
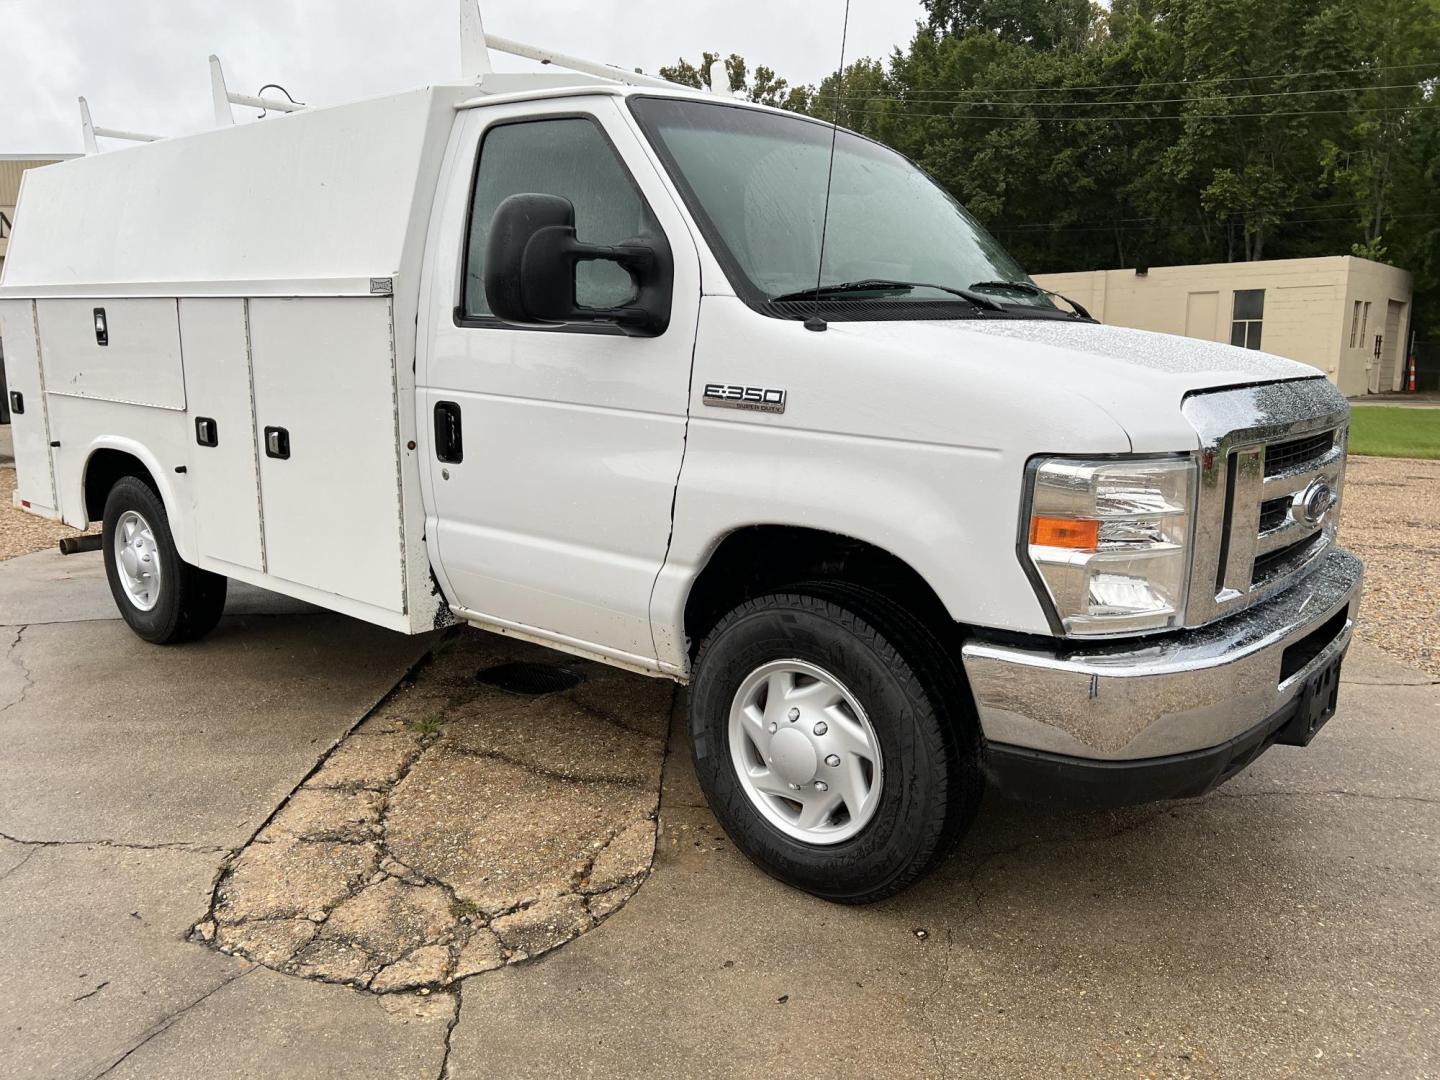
[[702, 382, 787, 414]]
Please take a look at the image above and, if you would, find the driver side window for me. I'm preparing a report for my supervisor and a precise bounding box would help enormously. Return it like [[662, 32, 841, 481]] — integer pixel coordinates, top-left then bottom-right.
[[462, 116, 653, 321]]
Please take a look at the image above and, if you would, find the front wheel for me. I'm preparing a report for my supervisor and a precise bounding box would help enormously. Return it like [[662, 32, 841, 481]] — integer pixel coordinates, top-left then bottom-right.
[[102, 476, 227, 644], [688, 589, 981, 903]]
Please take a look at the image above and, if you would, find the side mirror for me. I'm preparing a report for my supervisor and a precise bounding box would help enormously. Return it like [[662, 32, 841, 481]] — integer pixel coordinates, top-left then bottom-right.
[[483, 193, 672, 337]]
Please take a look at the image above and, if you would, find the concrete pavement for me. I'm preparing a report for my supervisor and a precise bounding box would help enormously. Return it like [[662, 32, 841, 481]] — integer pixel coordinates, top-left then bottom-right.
[[2, 547, 1438, 1078], [1, 548, 445, 1079]]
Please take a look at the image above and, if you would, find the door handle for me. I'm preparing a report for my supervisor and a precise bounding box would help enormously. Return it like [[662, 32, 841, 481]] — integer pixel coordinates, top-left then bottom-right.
[[434, 402, 463, 464], [8, 391, 22, 415], [263, 426, 290, 460], [195, 417, 219, 447]]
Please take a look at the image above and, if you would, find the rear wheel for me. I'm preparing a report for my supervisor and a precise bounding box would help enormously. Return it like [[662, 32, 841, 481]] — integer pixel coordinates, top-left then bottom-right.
[[102, 476, 227, 644], [689, 587, 982, 903]]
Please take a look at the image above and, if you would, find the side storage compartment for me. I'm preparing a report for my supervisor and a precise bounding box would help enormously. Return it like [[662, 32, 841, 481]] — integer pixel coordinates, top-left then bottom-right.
[[36, 298, 186, 410], [0, 299, 56, 513], [179, 299, 264, 572], [36, 297, 190, 531], [247, 297, 406, 613]]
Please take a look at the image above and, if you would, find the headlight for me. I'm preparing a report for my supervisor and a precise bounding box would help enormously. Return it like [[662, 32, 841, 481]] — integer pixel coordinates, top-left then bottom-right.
[[1023, 456, 1195, 635]]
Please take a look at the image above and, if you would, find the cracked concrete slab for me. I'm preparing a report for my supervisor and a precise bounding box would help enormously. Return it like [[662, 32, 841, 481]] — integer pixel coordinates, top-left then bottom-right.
[[0, 843, 243, 1080], [196, 633, 670, 992], [0, 615, 433, 848], [0, 555, 439, 1079], [445, 660, 1440, 1079], [99, 967, 456, 1080]]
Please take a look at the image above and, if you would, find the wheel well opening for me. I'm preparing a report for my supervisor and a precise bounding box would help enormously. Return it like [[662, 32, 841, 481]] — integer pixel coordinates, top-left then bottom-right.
[[83, 450, 157, 523], [683, 526, 958, 658]]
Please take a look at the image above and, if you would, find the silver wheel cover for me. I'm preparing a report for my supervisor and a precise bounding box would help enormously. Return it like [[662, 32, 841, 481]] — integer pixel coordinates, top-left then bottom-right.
[[728, 659, 884, 845], [114, 509, 163, 612]]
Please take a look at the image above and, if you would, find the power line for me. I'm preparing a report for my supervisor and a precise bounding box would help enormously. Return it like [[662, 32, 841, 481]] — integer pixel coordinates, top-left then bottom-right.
[[843, 103, 1437, 123], [819, 61, 1440, 96], [991, 210, 1440, 234], [996, 199, 1391, 228], [817, 82, 1434, 108]]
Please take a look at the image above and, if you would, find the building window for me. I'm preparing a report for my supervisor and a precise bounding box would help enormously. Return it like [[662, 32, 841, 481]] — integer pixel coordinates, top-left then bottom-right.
[[1360, 300, 1371, 344], [1350, 301, 1363, 347], [1231, 289, 1264, 350]]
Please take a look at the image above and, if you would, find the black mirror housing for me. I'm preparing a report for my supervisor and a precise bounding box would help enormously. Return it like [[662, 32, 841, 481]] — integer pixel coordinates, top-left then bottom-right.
[[483, 193, 672, 337]]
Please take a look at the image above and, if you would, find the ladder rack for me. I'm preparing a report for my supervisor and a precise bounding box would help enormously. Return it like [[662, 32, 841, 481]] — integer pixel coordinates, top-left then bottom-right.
[[78, 97, 164, 155], [210, 55, 308, 127], [78, 0, 702, 153]]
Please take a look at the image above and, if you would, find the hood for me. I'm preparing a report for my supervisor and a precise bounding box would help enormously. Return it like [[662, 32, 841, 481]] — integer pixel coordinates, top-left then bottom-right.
[[830, 317, 1323, 453]]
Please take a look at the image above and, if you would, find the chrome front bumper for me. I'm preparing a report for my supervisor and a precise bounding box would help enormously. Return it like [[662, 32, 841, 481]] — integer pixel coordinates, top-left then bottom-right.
[[961, 549, 1364, 762]]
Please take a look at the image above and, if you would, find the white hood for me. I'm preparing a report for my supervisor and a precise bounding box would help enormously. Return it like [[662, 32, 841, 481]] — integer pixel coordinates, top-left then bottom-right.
[[831, 318, 1324, 453]]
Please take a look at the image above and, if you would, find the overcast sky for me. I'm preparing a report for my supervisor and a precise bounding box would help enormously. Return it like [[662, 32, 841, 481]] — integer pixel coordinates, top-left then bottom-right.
[[0, 0, 925, 153]]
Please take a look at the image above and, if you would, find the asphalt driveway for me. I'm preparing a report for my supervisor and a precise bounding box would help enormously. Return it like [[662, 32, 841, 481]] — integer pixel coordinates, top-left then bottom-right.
[[1, 547, 1437, 1078]]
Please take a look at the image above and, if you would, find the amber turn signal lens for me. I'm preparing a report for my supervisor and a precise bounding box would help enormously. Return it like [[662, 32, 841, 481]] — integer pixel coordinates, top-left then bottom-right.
[[1029, 515, 1100, 551]]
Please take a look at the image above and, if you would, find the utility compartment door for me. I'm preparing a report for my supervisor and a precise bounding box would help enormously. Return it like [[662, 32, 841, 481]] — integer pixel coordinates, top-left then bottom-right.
[[180, 299, 263, 572], [35, 298, 186, 410], [247, 297, 405, 613], [0, 300, 56, 511]]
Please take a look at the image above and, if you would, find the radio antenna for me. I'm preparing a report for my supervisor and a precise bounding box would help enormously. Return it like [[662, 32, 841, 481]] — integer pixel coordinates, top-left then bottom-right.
[[804, 0, 852, 333]]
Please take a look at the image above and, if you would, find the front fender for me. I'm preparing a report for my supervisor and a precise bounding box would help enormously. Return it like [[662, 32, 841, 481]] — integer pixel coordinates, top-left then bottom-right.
[[650, 424, 1049, 674]]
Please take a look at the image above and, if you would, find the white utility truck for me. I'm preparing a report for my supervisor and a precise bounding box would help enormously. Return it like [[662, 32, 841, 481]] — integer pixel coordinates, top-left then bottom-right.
[[0, 35, 1361, 903]]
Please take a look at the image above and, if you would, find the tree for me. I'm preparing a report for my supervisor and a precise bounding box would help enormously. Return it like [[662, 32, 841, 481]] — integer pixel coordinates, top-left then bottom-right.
[[665, 0, 1440, 325], [658, 53, 804, 107], [922, 0, 1100, 51]]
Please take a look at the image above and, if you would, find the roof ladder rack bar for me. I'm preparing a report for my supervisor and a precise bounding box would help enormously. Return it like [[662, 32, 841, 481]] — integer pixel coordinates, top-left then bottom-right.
[[482, 33, 687, 90], [459, 0, 493, 77], [210, 55, 308, 126], [79, 97, 164, 154], [461, 1, 686, 90]]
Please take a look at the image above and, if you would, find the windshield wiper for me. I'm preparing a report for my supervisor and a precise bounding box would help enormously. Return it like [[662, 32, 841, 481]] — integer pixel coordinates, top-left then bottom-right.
[[967, 280, 1095, 321], [770, 278, 1005, 311]]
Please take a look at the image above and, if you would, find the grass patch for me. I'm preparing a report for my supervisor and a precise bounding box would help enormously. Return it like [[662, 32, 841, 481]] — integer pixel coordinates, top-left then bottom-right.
[[411, 711, 446, 737], [1348, 407, 1440, 459]]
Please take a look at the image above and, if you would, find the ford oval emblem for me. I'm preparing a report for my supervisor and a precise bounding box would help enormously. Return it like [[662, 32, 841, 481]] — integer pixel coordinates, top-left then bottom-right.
[[1296, 479, 1337, 525]]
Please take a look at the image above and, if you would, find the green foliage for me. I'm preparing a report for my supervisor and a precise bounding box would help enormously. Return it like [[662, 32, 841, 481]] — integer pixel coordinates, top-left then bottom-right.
[[922, 0, 1100, 51], [671, 0, 1440, 326], [658, 53, 807, 108]]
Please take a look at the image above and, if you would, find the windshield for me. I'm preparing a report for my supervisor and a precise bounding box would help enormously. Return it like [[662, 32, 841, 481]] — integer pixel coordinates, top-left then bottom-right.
[[628, 97, 1053, 311]]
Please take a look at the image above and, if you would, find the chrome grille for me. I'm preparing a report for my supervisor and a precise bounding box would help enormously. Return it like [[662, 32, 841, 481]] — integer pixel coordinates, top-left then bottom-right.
[[1257, 497, 1291, 533], [1252, 532, 1324, 586], [1263, 431, 1334, 477], [1182, 379, 1350, 627]]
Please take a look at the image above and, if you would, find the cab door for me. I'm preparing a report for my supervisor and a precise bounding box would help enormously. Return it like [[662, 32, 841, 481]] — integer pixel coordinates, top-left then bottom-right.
[[419, 97, 700, 668]]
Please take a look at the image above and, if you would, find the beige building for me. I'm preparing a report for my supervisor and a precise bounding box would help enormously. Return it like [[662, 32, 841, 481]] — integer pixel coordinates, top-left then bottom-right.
[[1, 156, 76, 279], [1033, 256, 1414, 397]]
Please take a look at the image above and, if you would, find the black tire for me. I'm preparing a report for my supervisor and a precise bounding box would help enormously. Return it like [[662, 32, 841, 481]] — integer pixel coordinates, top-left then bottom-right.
[[689, 586, 983, 903], [102, 475, 228, 644]]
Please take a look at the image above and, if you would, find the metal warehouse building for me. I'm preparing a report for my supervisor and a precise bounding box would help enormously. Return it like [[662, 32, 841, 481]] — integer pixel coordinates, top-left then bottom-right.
[[1034, 256, 1414, 397]]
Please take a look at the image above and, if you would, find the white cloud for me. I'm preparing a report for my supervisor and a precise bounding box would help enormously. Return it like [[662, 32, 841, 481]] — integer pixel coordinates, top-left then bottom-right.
[[0, 0, 923, 152]]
